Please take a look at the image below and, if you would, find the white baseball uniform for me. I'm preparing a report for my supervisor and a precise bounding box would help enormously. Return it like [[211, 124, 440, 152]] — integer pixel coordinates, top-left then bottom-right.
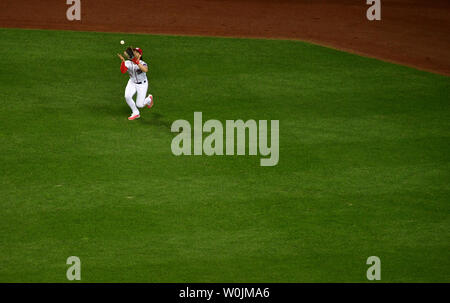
[[123, 59, 152, 116]]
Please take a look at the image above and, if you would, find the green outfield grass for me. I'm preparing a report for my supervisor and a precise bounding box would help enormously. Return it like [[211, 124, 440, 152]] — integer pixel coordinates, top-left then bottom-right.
[[0, 28, 449, 282]]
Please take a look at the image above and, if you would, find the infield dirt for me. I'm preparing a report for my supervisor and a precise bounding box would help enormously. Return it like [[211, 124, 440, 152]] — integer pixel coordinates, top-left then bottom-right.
[[0, 0, 449, 76]]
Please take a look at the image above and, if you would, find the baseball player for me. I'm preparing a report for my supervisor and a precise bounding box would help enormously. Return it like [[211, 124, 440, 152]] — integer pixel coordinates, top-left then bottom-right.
[[117, 47, 154, 120]]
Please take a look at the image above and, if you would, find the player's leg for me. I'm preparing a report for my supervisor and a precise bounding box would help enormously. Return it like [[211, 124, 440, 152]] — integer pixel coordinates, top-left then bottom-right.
[[136, 82, 150, 108], [124, 80, 139, 117], [138, 82, 154, 109], [144, 92, 154, 109]]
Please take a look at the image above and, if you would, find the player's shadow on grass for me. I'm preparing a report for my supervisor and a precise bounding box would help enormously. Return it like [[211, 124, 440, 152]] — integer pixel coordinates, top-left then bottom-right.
[[88, 103, 126, 120], [88, 103, 172, 131], [141, 112, 172, 131]]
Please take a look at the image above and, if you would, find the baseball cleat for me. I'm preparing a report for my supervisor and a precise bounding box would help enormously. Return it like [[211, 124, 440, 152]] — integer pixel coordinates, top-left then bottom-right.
[[147, 95, 154, 109], [128, 114, 140, 120]]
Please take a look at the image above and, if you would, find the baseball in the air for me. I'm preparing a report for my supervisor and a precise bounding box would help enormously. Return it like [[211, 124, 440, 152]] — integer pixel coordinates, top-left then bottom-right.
[[120, 40, 125, 45]]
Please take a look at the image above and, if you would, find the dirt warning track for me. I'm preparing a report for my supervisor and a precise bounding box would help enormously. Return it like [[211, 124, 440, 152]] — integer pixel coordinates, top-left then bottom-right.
[[1, 0, 449, 75]]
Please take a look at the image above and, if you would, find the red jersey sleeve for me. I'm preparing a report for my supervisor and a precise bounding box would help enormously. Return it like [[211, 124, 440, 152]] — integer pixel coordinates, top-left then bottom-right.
[[120, 61, 128, 73]]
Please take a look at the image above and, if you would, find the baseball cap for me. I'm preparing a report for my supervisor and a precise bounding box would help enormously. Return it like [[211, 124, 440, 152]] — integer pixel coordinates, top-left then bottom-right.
[[134, 48, 143, 55]]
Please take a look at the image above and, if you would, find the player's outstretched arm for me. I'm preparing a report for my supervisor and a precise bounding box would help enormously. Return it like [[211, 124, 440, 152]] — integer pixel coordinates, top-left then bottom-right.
[[117, 54, 128, 74], [137, 62, 148, 73], [132, 51, 148, 73]]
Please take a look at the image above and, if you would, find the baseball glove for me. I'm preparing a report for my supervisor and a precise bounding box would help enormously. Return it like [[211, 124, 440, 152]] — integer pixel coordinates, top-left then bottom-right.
[[125, 47, 135, 60]]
